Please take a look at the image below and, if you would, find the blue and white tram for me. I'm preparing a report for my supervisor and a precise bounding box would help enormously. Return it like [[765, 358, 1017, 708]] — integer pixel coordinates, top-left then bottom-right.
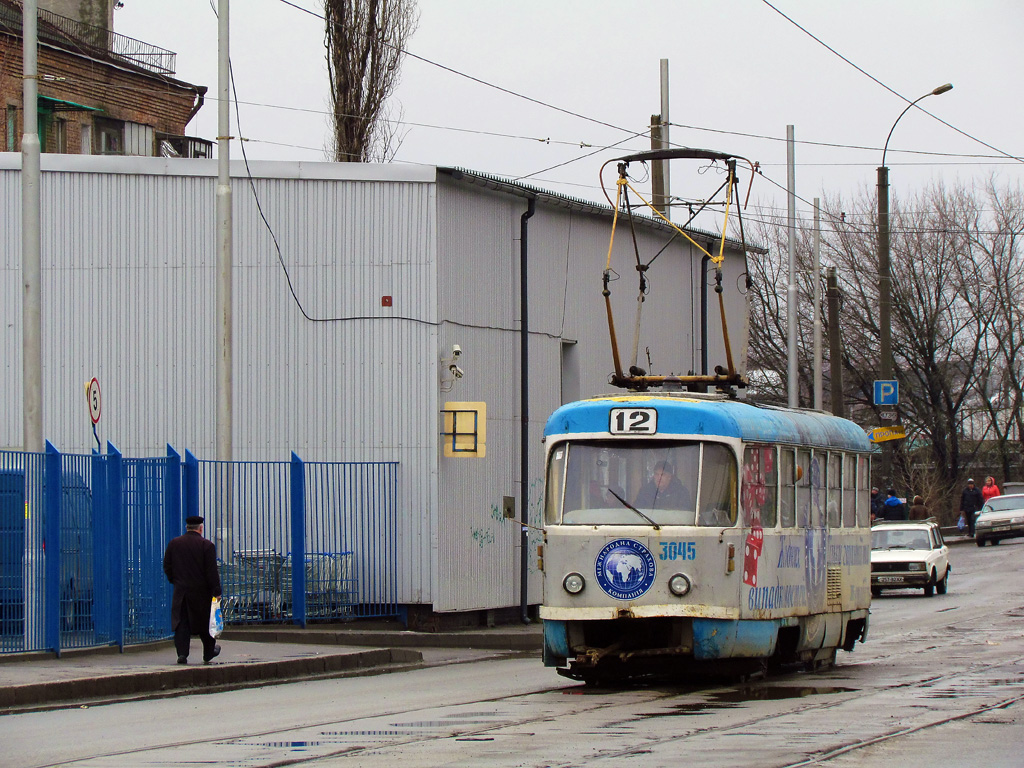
[[540, 392, 874, 683]]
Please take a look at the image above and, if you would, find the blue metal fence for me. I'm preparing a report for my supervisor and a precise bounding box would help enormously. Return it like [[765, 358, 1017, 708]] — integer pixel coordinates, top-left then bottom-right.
[[190, 454, 399, 626], [1, 443, 400, 654]]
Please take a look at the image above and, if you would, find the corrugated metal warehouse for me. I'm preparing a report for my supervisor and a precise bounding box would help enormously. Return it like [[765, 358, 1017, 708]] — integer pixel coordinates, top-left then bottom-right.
[[0, 154, 751, 616]]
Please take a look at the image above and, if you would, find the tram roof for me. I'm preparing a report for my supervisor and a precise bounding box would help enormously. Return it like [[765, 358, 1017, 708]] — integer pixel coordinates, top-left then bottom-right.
[[544, 394, 873, 453]]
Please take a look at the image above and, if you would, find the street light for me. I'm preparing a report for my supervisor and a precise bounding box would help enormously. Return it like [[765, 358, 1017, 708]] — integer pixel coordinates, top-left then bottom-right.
[[876, 82, 952, 484]]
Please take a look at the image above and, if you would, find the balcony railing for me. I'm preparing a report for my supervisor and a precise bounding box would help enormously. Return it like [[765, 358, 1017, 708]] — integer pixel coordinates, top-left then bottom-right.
[[0, 4, 176, 76]]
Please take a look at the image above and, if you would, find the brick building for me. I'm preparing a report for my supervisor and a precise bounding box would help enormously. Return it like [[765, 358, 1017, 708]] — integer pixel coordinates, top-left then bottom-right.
[[1, 0, 209, 156]]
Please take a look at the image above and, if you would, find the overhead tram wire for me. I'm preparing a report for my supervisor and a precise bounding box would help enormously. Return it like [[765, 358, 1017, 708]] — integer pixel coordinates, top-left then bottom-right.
[[760, 0, 1024, 167]]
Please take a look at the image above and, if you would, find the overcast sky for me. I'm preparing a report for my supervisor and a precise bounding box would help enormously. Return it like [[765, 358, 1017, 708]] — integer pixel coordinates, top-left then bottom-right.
[[114, 0, 1024, 226]]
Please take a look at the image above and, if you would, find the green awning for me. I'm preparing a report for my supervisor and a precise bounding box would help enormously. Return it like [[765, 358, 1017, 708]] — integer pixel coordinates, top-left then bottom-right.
[[38, 95, 100, 113]]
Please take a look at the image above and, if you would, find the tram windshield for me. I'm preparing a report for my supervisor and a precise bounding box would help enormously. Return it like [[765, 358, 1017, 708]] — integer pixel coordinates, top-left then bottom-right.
[[545, 440, 737, 526]]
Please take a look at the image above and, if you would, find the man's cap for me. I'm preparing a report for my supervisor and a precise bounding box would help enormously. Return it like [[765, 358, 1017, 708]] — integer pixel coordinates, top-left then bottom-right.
[[185, 515, 205, 526], [871, 486, 878, 492], [967, 478, 975, 484]]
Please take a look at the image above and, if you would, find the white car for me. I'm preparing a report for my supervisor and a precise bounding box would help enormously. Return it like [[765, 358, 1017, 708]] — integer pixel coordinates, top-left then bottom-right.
[[975, 493, 1024, 547], [870, 519, 950, 597]]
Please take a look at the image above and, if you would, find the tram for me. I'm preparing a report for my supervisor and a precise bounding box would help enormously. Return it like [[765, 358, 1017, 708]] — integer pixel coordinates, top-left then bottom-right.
[[540, 392, 874, 682], [539, 148, 874, 683]]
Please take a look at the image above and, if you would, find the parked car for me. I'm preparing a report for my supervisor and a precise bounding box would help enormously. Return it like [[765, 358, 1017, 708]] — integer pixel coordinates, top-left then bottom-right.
[[870, 519, 950, 597], [975, 493, 1024, 547]]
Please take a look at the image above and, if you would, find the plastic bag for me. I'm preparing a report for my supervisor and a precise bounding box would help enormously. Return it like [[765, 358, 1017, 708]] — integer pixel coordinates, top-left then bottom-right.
[[957, 514, 966, 532], [209, 596, 224, 638]]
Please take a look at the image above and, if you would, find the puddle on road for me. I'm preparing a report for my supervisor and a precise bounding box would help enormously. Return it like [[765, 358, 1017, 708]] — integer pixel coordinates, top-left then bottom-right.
[[638, 685, 857, 717]]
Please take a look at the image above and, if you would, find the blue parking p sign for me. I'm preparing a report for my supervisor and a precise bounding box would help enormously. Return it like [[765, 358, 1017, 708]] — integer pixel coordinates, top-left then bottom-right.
[[874, 380, 898, 406]]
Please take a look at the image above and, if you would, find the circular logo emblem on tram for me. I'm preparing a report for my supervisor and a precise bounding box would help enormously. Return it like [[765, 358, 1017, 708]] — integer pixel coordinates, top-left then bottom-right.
[[595, 539, 657, 600]]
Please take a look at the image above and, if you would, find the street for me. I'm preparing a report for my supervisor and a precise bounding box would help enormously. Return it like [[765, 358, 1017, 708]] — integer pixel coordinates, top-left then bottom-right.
[[3, 537, 1023, 768]]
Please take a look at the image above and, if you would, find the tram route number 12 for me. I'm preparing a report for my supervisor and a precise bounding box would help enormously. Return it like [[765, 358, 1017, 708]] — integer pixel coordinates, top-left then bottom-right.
[[609, 407, 658, 435]]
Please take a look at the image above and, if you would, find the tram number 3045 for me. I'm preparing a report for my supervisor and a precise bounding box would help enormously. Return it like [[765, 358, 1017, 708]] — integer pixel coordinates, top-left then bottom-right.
[[659, 541, 696, 561], [609, 407, 658, 435]]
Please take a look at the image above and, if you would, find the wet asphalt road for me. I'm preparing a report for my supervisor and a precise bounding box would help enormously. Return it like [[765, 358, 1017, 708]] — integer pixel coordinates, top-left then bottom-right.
[[3, 537, 1022, 767]]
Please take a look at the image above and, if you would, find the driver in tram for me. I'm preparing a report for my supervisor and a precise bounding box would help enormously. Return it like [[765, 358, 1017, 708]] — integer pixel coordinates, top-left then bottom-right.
[[634, 460, 693, 510]]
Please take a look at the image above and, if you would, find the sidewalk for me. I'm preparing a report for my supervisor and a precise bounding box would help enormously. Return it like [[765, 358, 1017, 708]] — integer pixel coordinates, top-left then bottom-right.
[[0, 621, 544, 714]]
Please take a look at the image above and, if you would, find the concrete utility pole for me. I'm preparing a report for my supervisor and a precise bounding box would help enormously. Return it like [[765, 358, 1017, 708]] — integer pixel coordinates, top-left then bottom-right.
[[22, 0, 43, 453], [216, 0, 234, 558], [216, 0, 233, 465], [655, 58, 671, 217], [659, 58, 670, 213], [786, 125, 798, 408]]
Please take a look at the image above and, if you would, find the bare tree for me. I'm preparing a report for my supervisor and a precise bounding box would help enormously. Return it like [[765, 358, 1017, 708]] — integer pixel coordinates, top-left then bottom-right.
[[745, 180, 1024, 511], [324, 0, 418, 163]]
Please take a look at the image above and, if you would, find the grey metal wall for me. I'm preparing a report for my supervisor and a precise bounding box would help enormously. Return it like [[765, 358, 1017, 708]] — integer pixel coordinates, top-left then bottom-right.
[[0, 155, 438, 605], [433, 176, 749, 611]]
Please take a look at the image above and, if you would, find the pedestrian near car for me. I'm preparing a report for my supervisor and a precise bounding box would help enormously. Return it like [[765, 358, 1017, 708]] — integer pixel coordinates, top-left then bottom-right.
[[163, 515, 222, 664], [909, 495, 929, 520], [959, 478, 984, 537], [882, 489, 907, 520], [870, 487, 883, 522], [982, 476, 1001, 503]]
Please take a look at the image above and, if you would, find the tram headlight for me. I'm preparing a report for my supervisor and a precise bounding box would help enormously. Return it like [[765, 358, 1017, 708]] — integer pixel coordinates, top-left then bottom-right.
[[668, 573, 692, 597], [563, 572, 586, 595]]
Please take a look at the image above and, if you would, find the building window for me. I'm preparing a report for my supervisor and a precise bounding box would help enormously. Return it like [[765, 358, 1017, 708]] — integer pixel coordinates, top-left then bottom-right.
[[53, 118, 67, 153], [95, 118, 124, 155]]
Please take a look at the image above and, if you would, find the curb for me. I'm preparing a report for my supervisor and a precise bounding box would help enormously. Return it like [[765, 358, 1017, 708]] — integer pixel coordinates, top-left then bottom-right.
[[222, 628, 543, 652], [0, 647, 421, 712]]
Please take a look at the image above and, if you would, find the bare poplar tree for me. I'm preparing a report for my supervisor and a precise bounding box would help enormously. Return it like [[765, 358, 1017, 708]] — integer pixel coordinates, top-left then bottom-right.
[[324, 0, 418, 162]]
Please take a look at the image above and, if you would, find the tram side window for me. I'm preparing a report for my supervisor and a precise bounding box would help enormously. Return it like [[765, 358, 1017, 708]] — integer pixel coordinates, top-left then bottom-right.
[[545, 445, 568, 525], [742, 445, 777, 528], [797, 449, 812, 528], [779, 448, 796, 528], [697, 443, 737, 526], [842, 454, 858, 527], [827, 453, 842, 528], [857, 455, 871, 527]]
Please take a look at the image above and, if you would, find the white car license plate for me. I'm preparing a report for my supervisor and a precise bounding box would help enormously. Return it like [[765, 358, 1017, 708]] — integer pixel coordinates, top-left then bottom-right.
[[878, 576, 904, 583], [993, 525, 1013, 532]]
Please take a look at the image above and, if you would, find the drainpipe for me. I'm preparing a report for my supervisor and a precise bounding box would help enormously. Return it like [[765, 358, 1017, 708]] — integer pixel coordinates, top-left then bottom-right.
[[700, 253, 710, 380], [520, 197, 536, 624]]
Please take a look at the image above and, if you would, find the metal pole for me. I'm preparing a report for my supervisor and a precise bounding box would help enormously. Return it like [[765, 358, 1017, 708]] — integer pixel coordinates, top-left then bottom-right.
[[786, 125, 798, 408], [660, 59, 670, 217], [876, 84, 952, 483], [650, 116, 666, 216], [812, 198, 822, 410], [22, 0, 43, 452], [877, 166, 891, 385], [216, 0, 233, 557], [827, 267, 845, 418]]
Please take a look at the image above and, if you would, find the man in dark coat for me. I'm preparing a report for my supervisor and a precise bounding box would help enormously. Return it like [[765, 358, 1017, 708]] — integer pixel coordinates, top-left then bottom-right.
[[634, 460, 693, 511], [163, 516, 222, 664], [959, 478, 984, 537]]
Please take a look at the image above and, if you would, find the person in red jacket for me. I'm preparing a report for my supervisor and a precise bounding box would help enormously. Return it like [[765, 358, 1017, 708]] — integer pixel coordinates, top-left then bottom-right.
[[163, 515, 222, 664], [982, 476, 1001, 503]]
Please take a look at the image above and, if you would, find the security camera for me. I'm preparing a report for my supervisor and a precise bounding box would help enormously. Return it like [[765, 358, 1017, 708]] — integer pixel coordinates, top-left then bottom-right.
[[450, 364, 464, 379], [452, 344, 462, 359]]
